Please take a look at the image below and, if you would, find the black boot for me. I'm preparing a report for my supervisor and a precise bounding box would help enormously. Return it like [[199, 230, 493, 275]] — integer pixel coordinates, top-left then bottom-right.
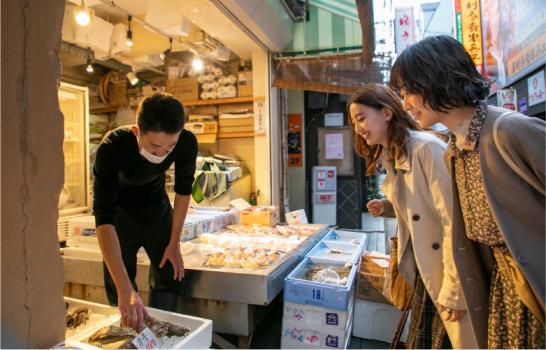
[[148, 290, 179, 312]]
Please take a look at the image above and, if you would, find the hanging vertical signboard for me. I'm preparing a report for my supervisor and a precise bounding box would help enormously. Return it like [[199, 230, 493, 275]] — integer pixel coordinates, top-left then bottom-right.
[[460, 0, 484, 72], [394, 7, 416, 55], [288, 114, 303, 167]]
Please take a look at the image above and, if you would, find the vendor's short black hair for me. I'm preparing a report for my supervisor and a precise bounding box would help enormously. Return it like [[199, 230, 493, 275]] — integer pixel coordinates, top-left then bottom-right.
[[136, 93, 185, 134], [390, 35, 491, 113]]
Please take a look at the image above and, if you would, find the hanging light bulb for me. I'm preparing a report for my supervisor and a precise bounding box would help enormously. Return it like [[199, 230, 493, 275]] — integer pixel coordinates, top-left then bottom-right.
[[85, 48, 94, 73], [126, 15, 134, 47], [160, 38, 173, 60], [75, 0, 91, 26], [192, 55, 204, 72], [86, 59, 94, 73]]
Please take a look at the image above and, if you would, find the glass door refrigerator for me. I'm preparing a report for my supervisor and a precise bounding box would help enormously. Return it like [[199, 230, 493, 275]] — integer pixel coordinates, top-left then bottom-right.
[[57, 82, 91, 242]]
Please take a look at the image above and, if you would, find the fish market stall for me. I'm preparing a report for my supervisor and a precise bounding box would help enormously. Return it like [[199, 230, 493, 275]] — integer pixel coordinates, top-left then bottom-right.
[[63, 223, 329, 346]]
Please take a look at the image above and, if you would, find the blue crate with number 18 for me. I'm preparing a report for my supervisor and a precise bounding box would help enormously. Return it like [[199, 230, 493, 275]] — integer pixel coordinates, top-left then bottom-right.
[[284, 257, 358, 311]]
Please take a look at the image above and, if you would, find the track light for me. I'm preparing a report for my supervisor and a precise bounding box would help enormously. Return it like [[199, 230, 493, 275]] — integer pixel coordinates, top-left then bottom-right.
[[192, 55, 204, 72], [85, 48, 94, 73], [160, 38, 173, 61], [75, 0, 91, 26], [126, 15, 134, 47]]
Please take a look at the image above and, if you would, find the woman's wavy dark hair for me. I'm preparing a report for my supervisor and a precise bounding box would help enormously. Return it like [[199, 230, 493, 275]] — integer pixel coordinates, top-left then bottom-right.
[[390, 35, 491, 113], [348, 84, 422, 176]]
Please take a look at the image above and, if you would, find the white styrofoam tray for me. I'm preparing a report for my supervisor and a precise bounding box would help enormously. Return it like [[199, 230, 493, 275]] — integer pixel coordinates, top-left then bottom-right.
[[306, 241, 360, 263], [61, 297, 212, 349], [322, 229, 367, 248]]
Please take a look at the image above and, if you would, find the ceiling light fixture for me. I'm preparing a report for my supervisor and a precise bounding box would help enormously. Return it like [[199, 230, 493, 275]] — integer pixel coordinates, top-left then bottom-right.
[[127, 70, 139, 86], [85, 48, 94, 73], [160, 37, 173, 61], [75, 0, 91, 26], [125, 15, 134, 47], [192, 55, 204, 72]]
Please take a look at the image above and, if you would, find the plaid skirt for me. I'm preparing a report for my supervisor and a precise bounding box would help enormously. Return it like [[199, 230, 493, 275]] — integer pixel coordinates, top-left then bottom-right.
[[406, 275, 452, 349]]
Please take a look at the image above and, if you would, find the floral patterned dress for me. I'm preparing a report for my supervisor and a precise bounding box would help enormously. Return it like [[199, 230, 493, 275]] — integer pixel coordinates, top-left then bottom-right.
[[446, 102, 545, 349]]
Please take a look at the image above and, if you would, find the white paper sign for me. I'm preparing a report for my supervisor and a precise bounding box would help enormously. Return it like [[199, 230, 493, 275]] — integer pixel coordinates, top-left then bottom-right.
[[528, 70, 545, 107], [285, 209, 308, 224], [497, 88, 517, 111], [325, 133, 344, 160], [131, 327, 159, 349]]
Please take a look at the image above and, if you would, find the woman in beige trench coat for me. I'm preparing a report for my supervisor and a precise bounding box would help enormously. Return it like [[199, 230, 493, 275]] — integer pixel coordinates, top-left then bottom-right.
[[349, 84, 478, 348]]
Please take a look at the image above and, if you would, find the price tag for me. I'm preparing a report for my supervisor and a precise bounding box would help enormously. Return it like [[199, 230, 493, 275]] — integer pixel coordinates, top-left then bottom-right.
[[131, 327, 159, 349]]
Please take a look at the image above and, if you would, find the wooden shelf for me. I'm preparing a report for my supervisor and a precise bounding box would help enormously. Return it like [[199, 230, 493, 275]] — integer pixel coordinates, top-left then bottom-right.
[[218, 132, 255, 139], [90, 105, 119, 114], [183, 96, 254, 106]]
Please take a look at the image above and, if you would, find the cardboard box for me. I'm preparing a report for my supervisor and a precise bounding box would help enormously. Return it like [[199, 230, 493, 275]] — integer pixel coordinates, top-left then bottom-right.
[[237, 71, 253, 97], [167, 77, 199, 102], [352, 299, 408, 343], [355, 255, 390, 303], [185, 121, 218, 135], [239, 206, 279, 227]]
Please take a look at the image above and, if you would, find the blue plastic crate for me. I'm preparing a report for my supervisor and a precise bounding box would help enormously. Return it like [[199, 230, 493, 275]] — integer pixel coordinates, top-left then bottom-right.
[[284, 257, 358, 311], [306, 241, 360, 263]]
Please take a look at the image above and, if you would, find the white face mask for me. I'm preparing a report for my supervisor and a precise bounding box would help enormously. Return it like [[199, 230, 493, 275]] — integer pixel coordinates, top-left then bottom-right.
[[136, 133, 173, 164], [139, 147, 171, 164]]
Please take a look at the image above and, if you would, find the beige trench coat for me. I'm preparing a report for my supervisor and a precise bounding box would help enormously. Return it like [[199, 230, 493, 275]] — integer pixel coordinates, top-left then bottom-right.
[[380, 130, 479, 349]]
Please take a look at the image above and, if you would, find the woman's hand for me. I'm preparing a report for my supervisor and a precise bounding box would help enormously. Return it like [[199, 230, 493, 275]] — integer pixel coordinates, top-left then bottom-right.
[[367, 199, 384, 217]]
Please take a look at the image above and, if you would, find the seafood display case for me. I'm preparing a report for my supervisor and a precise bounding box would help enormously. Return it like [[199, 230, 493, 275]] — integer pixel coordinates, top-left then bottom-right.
[[179, 224, 330, 306]]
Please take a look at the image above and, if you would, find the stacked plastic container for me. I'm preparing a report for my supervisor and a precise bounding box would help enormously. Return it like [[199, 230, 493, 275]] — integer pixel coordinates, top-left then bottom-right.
[[282, 230, 367, 349]]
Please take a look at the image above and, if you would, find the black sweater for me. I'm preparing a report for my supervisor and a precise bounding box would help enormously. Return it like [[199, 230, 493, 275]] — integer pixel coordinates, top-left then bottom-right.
[[93, 126, 197, 227]]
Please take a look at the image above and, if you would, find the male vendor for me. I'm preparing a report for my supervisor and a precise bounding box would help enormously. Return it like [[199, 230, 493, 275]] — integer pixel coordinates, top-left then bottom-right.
[[93, 93, 197, 331]]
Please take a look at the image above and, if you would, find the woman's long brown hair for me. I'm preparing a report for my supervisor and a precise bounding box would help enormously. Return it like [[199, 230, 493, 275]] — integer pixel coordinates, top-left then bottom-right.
[[347, 83, 422, 175]]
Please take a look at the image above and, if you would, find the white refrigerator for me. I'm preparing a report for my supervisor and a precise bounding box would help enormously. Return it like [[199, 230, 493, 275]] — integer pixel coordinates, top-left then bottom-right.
[[57, 82, 91, 242], [311, 166, 337, 225]]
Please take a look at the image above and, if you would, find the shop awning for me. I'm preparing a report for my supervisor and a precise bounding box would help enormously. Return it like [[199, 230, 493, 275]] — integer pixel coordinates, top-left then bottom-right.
[[273, 0, 389, 94], [308, 0, 360, 23]]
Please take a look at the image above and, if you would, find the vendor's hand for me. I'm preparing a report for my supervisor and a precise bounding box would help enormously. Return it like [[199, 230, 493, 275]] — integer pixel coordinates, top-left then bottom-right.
[[367, 199, 384, 217], [160, 241, 185, 281], [118, 289, 147, 332], [437, 304, 465, 322]]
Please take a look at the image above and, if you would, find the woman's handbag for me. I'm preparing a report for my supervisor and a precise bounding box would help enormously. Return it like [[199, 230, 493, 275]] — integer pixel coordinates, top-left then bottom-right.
[[384, 237, 413, 311]]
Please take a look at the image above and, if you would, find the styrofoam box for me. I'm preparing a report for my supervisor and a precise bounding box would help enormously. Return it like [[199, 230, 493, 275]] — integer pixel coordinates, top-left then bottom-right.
[[68, 215, 96, 239], [181, 223, 196, 242], [225, 167, 243, 182], [281, 309, 353, 349], [306, 241, 360, 263], [352, 299, 409, 343], [322, 230, 367, 248], [284, 257, 358, 311], [62, 298, 212, 349], [283, 301, 353, 330]]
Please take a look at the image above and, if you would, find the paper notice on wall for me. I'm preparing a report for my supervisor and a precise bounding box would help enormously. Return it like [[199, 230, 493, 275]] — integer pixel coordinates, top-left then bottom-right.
[[325, 133, 344, 160]]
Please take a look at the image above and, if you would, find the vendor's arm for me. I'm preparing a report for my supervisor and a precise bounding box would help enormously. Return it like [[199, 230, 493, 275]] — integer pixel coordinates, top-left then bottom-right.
[[160, 194, 191, 281], [93, 134, 147, 331], [96, 225, 147, 331]]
